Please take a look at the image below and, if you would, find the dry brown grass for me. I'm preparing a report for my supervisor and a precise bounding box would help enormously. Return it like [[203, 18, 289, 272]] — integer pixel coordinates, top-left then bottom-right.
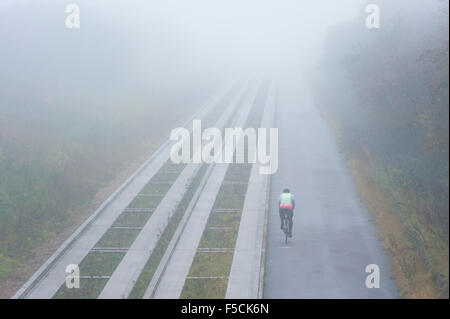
[[321, 108, 448, 299], [347, 157, 443, 298]]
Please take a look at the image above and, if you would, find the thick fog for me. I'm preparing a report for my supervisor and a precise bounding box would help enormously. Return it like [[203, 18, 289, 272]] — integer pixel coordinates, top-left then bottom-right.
[[0, 0, 445, 150], [0, 0, 448, 300], [0, 0, 367, 103]]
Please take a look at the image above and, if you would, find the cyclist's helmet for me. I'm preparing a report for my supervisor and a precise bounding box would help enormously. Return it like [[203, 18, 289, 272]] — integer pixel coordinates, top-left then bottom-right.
[[283, 188, 290, 193]]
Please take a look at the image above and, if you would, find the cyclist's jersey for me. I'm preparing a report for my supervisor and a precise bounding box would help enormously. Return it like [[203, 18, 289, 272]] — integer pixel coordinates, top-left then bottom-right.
[[279, 193, 294, 210]]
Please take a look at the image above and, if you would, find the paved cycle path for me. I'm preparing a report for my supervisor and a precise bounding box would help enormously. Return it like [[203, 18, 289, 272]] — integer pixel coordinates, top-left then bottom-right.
[[264, 80, 398, 298]]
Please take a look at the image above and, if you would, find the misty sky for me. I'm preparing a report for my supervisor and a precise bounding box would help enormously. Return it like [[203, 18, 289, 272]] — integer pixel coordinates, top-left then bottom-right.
[[1, 0, 444, 127], [0, 0, 368, 92]]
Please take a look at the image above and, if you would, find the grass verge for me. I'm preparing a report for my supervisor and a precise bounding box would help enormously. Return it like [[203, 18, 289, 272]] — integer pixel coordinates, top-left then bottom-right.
[[321, 109, 449, 298]]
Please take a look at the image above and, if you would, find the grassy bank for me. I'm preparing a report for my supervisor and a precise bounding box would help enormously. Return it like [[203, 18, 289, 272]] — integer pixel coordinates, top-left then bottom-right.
[[326, 106, 448, 297], [347, 154, 448, 297], [0, 96, 207, 297]]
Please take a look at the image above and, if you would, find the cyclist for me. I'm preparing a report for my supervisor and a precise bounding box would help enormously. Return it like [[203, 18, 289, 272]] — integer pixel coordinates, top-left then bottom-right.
[[279, 188, 295, 237]]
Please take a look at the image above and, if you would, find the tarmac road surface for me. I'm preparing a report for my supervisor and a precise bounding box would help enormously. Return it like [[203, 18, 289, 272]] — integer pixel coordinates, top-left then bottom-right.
[[264, 80, 398, 298]]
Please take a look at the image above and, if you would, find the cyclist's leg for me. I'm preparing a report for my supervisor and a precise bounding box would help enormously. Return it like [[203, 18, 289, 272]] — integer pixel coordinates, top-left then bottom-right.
[[279, 208, 284, 229], [288, 210, 293, 236]]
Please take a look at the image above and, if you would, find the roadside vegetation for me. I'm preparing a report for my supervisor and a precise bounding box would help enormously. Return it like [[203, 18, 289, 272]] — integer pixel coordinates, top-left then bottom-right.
[[0, 78, 210, 297], [313, 0, 449, 298]]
